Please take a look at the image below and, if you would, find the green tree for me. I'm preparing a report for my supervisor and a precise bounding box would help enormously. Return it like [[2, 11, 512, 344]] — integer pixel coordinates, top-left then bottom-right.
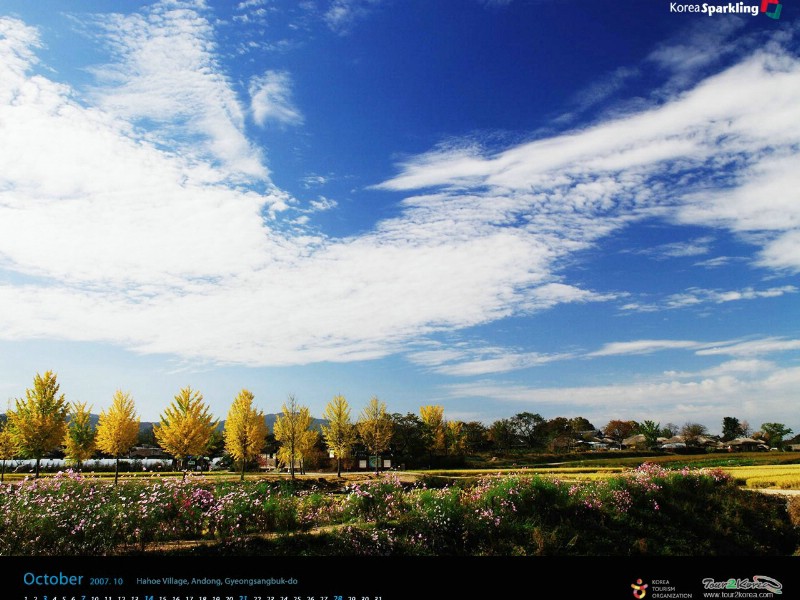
[[463, 421, 490, 452], [510, 412, 547, 449], [760, 423, 793, 450], [321, 395, 356, 477], [224, 389, 268, 481], [154, 386, 217, 471], [389, 413, 427, 465], [721, 417, 744, 442], [96, 390, 140, 485], [568, 416, 596, 433], [6, 371, 69, 478], [0, 426, 17, 483], [356, 396, 393, 475], [136, 423, 157, 447], [206, 427, 225, 457], [543, 417, 575, 452], [489, 418, 515, 453], [638, 420, 661, 449], [63, 401, 96, 469], [273, 394, 313, 479]]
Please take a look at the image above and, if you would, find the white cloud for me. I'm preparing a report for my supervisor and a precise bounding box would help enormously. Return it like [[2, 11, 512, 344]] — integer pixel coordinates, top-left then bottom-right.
[[302, 174, 328, 188], [696, 338, 800, 357], [590, 336, 800, 360], [0, 12, 623, 368], [237, 0, 267, 9], [323, 0, 383, 34], [87, 1, 267, 181], [640, 236, 713, 259], [378, 46, 800, 272], [589, 340, 701, 357], [309, 197, 337, 211], [620, 285, 798, 312], [699, 359, 775, 377], [249, 70, 303, 127], [445, 366, 800, 428], [665, 286, 797, 308], [1, 8, 799, 373], [693, 256, 737, 269], [677, 152, 800, 272], [646, 18, 747, 91], [407, 345, 574, 376]]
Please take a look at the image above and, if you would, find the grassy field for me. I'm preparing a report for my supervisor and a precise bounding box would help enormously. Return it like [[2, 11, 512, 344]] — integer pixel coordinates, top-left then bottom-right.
[[415, 452, 800, 489]]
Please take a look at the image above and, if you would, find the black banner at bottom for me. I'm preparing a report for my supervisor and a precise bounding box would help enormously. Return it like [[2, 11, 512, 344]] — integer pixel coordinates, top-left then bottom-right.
[[3, 555, 798, 600]]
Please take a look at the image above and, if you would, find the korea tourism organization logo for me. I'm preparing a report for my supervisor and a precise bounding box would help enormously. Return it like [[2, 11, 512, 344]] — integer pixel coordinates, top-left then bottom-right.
[[631, 579, 649, 599], [668, 0, 783, 18]]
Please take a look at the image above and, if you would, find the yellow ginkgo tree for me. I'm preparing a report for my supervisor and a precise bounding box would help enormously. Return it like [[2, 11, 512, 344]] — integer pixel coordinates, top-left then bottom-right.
[[321, 394, 356, 477], [63, 401, 96, 470], [6, 371, 69, 478], [0, 425, 17, 483], [273, 394, 314, 479], [96, 390, 140, 485], [224, 389, 268, 481], [155, 386, 217, 472], [357, 396, 393, 476]]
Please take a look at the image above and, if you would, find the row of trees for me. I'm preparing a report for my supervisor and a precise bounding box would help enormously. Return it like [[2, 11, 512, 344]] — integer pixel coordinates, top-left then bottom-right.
[[0, 372, 398, 482], [1, 372, 796, 482]]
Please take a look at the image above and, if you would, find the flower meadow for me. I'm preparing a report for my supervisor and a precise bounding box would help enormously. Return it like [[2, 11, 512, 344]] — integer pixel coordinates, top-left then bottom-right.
[[0, 465, 796, 556]]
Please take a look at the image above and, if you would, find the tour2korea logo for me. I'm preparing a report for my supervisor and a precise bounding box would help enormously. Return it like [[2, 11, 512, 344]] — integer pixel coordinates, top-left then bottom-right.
[[762, 0, 782, 18]]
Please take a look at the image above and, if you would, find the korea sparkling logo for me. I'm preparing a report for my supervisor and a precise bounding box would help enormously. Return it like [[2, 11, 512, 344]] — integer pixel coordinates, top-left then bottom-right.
[[761, 0, 783, 18]]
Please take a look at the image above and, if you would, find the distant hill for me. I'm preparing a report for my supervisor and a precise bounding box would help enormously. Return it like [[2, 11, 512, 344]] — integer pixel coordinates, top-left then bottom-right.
[[1, 413, 328, 434]]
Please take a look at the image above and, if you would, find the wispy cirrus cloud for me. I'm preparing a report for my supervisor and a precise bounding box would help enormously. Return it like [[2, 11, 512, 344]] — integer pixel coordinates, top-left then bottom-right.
[[695, 337, 800, 357], [619, 285, 798, 312], [417, 334, 800, 377], [664, 285, 798, 309], [444, 365, 800, 426], [378, 40, 800, 277], [407, 345, 575, 376], [249, 70, 303, 127], [86, 1, 267, 181], [323, 0, 383, 34], [639, 236, 714, 259], [589, 339, 702, 357]]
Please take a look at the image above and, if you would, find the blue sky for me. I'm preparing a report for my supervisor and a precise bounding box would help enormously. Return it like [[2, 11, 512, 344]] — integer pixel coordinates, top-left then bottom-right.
[[0, 0, 798, 434]]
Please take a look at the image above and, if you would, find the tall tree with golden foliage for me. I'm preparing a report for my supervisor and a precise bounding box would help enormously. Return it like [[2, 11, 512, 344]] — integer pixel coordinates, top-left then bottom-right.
[[357, 396, 393, 475], [0, 426, 17, 483], [224, 389, 268, 481], [6, 371, 69, 478], [321, 394, 356, 477], [273, 394, 313, 479], [96, 390, 140, 485], [63, 401, 96, 469], [420, 404, 446, 459], [445, 420, 467, 456], [155, 386, 217, 472], [297, 427, 319, 475]]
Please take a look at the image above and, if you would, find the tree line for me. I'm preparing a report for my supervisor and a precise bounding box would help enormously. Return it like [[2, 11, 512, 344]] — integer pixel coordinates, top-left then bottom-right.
[[0, 371, 795, 482]]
